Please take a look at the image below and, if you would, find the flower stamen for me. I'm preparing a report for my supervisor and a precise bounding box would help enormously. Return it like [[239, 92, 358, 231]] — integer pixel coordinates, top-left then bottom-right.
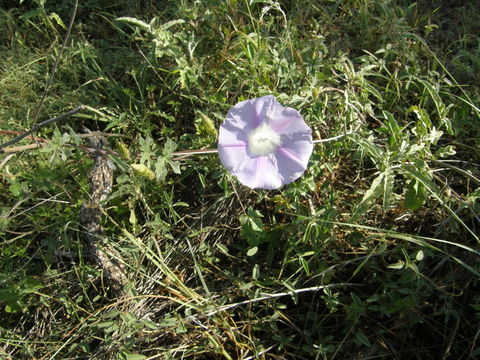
[[248, 122, 281, 156]]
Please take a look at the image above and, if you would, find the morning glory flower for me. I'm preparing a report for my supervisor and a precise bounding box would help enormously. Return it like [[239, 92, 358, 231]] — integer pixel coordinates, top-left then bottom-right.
[[218, 95, 313, 189]]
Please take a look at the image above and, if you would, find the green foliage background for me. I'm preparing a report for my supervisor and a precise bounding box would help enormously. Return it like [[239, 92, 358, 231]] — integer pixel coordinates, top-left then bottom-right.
[[1, 0, 479, 359]]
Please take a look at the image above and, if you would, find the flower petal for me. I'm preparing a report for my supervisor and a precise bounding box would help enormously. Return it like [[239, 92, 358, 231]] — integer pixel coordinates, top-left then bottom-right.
[[266, 103, 311, 135], [274, 132, 313, 184], [218, 120, 248, 147], [218, 139, 248, 173], [279, 132, 313, 167], [224, 95, 275, 133], [234, 155, 283, 190]]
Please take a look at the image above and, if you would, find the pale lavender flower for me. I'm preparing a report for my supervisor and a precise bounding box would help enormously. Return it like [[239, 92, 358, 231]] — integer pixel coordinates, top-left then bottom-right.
[[218, 95, 313, 189]]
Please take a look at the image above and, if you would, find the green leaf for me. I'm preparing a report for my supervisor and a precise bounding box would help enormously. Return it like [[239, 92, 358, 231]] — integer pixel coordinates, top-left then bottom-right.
[[116, 17, 151, 31], [387, 261, 405, 269], [425, 126, 443, 145], [48, 12, 66, 29], [138, 136, 156, 167], [163, 138, 177, 157], [240, 208, 267, 246], [435, 145, 456, 158], [405, 179, 427, 211], [169, 160, 181, 174], [247, 247, 258, 257], [131, 164, 155, 181], [355, 331, 372, 347], [416, 250, 425, 261], [382, 168, 394, 209], [252, 263, 260, 279], [129, 201, 137, 225], [21, 277, 43, 292], [96, 320, 115, 328], [9, 181, 29, 197], [401, 162, 438, 192], [351, 172, 385, 220], [382, 111, 402, 147], [154, 157, 168, 181], [198, 172, 207, 188], [119, 352, 147, 360], [173, 202, 189, 207], [421, 80, 453, 134], [116, 140, 131, 161], [409, 105, 431, 133], [197, 112, 218, 137], [5, 303, 21, 313], [355, 136, 385, 166], [161, 19, 185, 30], [216, 243, 229, 255]]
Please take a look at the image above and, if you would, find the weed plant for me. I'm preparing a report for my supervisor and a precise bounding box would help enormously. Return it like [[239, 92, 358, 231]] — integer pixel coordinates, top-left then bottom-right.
[[0, 0, 479, 359]]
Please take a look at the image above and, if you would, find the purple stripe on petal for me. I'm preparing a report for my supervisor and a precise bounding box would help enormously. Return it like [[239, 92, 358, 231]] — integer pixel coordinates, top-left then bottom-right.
[[271, 117, 294, 133], [252, 98, 266, 128], [255, 156, 265, 188], [253, 113, 260, 128], [277, 146, 305, 167], [268, 106, 311, 135]]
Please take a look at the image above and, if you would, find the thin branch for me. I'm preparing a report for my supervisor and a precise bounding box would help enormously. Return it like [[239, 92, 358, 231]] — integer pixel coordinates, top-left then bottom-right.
[[0, 154, 15, 170], [205, 283, 356, 317], [0, 130, 130, 153], [243, 345, 276, 360], [317, 86, 345, 94], [0, 130, 47, 143], [78, 144, 119, 156], [77, 132, 132, 139], [1, 140, 119, 157], [30, 0, 79, 125], [172, 148, 219, 156], [431, 159, 480, 185], [0, 105, 86, 151], [313, 131, 355, 143], [1, 143, 47, 153]]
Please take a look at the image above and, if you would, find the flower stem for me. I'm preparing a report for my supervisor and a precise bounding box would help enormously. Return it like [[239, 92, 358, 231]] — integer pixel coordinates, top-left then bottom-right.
[[312, 131, 354, 143], [172, 148, 219, 156]]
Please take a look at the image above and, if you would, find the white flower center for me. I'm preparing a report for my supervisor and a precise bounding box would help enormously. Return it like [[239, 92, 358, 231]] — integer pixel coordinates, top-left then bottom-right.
[[248, 123, 281, 156]]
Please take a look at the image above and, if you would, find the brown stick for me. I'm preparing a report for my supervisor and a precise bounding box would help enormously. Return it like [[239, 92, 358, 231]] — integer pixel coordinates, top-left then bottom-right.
[[79, 130, 127, 294]]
